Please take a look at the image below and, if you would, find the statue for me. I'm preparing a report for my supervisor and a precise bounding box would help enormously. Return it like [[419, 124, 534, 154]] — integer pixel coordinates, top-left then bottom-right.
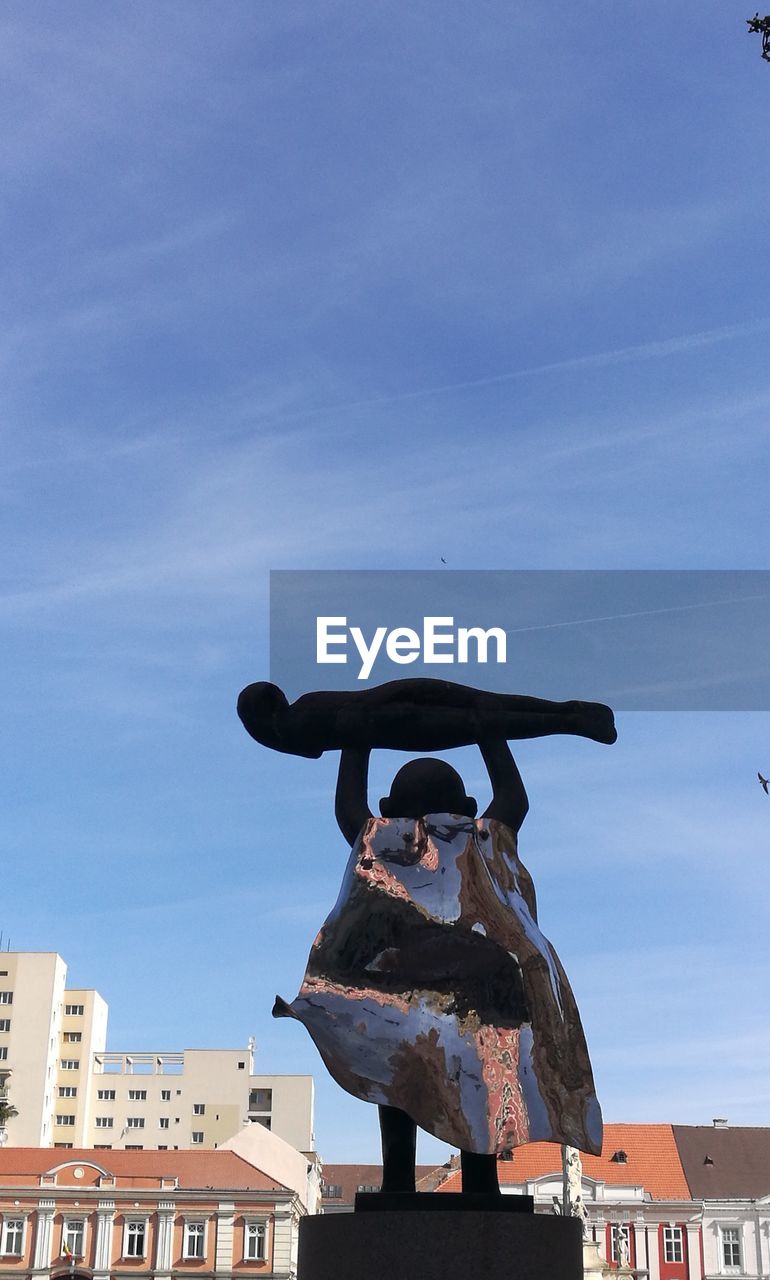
[[239, 677, 615, 1195], [614, 1226, 632, 1268], [555, 1145, 590, 1237], [237, 680, 617, 756], [747, 12, 770, 60]]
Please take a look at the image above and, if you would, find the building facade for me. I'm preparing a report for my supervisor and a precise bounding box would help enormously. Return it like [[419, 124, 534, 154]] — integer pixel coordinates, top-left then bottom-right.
[[433, 1122, 770, 1279], [673, 1124, 770, 1280], [0, 955, 313, 1155], [0, 1147, 305, 1280], [318, 1164, 444, 1213]]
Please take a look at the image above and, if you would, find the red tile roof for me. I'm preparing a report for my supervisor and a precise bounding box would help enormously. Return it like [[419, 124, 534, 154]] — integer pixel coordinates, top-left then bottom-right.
[[321, 1164, 441, 1202], [437, 1125, 691, 1201], [0, 1148, 288, 1192]]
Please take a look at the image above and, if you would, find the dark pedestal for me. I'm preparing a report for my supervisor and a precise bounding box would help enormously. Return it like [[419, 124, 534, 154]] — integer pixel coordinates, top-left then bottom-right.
[[355, 1191, 534, 1213], [298, 1209, 583, 1280]]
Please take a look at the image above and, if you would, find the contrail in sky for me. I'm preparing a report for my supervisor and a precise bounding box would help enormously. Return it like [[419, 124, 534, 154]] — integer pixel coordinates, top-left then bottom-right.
[[342, 316, 770, 409], [504, 591, 770, 635], [252, 314, 770, 430]]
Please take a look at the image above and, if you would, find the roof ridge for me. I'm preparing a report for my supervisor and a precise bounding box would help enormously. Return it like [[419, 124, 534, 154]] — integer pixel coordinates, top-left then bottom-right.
[[221, 1148, 291, 1192]]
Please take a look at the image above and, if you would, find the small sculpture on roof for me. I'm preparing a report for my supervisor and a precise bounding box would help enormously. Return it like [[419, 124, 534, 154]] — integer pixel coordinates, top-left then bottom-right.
[[747, 13, 770, 60]]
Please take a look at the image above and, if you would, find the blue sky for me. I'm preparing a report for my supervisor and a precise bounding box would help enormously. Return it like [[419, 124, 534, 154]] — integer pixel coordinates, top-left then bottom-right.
[[2, 1, 770, 1163]]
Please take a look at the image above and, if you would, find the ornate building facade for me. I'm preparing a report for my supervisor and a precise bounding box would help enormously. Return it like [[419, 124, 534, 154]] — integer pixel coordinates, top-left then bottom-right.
[[0, 1148, 306, 1280]]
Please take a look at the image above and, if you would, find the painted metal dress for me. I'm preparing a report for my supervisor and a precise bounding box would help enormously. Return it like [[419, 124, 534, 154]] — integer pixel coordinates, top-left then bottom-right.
[[274, 814, 602, 1156]]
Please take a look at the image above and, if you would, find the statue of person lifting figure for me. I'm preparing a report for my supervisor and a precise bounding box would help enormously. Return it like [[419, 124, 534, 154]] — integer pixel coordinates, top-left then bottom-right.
[[239, 677, 614, 1196]]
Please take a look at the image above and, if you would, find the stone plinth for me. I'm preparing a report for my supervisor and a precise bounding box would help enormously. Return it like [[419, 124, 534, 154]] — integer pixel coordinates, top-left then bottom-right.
[[582, 1237, 609, 1279], [298, 1209, 583, 1280]]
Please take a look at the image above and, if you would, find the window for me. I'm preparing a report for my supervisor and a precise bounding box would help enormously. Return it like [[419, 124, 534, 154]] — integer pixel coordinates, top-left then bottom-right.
[[54, 1143, 73, 1149], [62, 1219, 85, 1259], [125, 1145, 143, 1150], [253, 1116, 271, 1130], [323, 1185, 342, 1199], [124, 1220, 146, 1258], [0, 992, 12, 1005], [249, 1088, 273, 1111], [244, 1222, 266, 1261], [610, 1225, 631, 1265], [126, 1117, 145, 1129], [184, 1222, 205, 1259], [722, 1227, 742, 1270], [128, 1089, 147, 1101], [159, 1118, 170, 1129], [663, 1226, 683, 1263], [60, 1059, 80, 1070], [63, 1032, 82, 1043], [357, 1183, 380, 1193], [1, 1219, 24, 1256], [0, 1019, 10, 1033], [97, 1089, 115, 1101], [58, 1087, 78, 1098], [65, 1004, 84, 1016], [160, 1089, 171, 1101], [95, 1117, 113, 1129], [56, 1115, 76, 1126], [0, 1048, 7, 1061], [158, 1145, 168, 1150], [94, 1144, 112, 1150], [193, 1103, 205, 1116], [191, 1131, 204, 1144]]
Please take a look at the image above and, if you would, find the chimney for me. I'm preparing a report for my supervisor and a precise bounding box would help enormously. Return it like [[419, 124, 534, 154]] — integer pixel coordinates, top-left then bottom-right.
[[712, 1118, 728, 1128]]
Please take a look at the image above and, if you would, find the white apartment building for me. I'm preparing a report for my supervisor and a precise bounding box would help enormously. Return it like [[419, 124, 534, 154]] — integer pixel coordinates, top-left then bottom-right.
[[0, 953, 314, 1155]]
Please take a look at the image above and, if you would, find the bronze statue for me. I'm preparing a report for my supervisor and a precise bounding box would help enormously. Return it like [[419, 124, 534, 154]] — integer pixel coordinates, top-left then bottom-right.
[[240, 678, 614, 1195]]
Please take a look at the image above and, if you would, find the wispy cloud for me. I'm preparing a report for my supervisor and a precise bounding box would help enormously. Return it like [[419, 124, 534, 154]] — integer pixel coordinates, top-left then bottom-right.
[[183, 316, 770, 431]]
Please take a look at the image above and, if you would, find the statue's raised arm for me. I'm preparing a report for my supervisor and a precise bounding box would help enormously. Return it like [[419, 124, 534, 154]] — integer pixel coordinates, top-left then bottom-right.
[[237, 676, 617, 758]]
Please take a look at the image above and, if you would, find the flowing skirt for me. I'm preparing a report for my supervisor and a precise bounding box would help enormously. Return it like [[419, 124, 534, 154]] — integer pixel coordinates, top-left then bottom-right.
[[275, 815, 602, 1155]]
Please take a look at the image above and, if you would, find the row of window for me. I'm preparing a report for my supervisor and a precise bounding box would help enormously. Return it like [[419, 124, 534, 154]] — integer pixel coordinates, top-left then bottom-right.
[[322, 1182, 379, 1198], [609, 1222, 744, 1270], [56, 1144, 179, 1151], [55, 1083, 206, 1110], [610, 1223, 684, 1265], [94, 1088, 182, 1101], [56, 1115, 204, 1140], [0, 998, 84, 1017], [0, 1216, 267, 1262]]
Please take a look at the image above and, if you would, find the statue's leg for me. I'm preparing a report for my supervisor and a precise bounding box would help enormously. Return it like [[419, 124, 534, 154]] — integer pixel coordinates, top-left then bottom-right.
[[378, 1104, 417, 1193], [460, 1150, 501, 1195]]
